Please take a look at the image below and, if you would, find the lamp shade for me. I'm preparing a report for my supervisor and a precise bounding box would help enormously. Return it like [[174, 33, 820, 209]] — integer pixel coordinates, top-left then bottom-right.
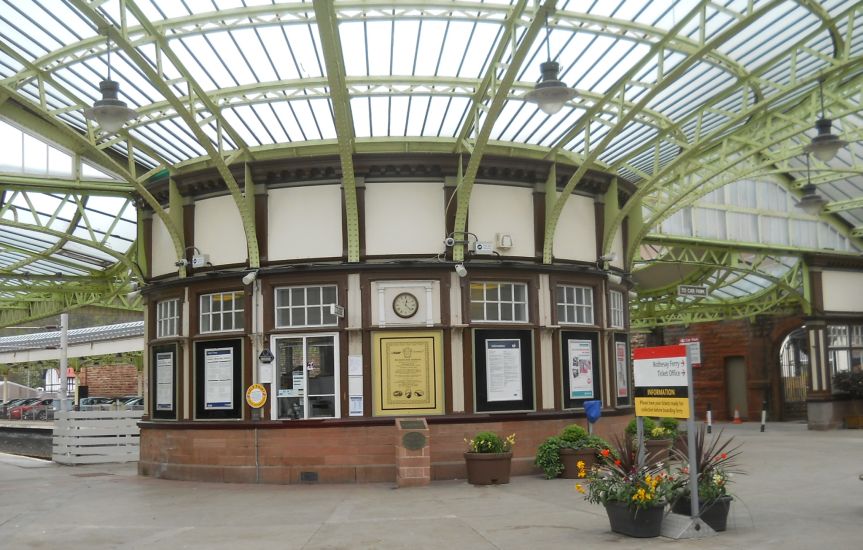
[[83, 79, 137, 133], [804, 118, 848, 162], [796, 183, 827, 215], [525, 61, 576, 115]]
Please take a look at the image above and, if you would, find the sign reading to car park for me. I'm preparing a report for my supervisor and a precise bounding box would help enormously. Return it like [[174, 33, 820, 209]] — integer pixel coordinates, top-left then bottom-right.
[[677, 285, 708, 297], [633, 345, 690, 419]]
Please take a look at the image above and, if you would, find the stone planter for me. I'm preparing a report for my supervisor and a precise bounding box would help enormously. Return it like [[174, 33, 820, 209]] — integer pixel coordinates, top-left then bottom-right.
[[644, 438, 672, 463], [604, 501, 665, 538], [672, 495, 732, 532], [560, 448, 597, 479], [464, 452, 512, 485]]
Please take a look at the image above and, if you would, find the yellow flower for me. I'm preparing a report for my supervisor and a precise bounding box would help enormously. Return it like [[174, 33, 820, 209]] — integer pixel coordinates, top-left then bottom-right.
[[575, 484, 586, 494], [576, 460, 585, 469]]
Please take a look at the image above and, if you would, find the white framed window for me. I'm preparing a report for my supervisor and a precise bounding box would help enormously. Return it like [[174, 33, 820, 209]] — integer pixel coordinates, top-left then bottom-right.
[[827, 324, 863, 380], [609, 290, 625, 329], [275, 285, 339, 328], [156, 299, 180, 338], [272, 333, 340, 420], [470, 282, 528, 322], [200, 291, 244, 333], [556, 285, 594, 325]]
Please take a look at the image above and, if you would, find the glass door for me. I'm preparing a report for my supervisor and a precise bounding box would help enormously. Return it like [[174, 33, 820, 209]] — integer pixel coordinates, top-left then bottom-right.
[[272, 334, 339, 419]]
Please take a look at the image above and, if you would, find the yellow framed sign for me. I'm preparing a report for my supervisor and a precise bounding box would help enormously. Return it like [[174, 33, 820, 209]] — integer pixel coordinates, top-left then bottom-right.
[[371, 330, 444, 416]]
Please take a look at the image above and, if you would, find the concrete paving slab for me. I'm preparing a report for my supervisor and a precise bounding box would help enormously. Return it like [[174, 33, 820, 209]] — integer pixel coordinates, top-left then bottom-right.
[[0, 423, 859, 549]]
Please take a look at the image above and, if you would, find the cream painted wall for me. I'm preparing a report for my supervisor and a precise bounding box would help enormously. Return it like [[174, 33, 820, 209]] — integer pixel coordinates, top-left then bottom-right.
[[822, 270, 863, 312], [611, 229, 624, 270], [553, 194, 596, 262], [151, 210, 177, 277], [194, 195, 247, 266], [364, 182, 445, 255], [268, 185, 343, 260], [469, 184, 535, 257]]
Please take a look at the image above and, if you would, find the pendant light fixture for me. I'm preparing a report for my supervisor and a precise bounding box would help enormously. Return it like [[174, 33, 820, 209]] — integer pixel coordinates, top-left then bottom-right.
[[83, 37, 137, 134], [525, 13, 576, 115], [796, 153, 827, 215], [803, 79, 847, 162]]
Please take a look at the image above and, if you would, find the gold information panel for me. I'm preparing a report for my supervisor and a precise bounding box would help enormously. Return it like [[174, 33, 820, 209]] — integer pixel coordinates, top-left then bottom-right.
[[372, 330, 444, 416]]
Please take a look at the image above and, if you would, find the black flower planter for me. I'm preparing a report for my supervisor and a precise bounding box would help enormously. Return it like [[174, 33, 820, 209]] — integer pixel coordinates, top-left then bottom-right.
[[671, 495, 732, 532], [604, 501, 665, 538]]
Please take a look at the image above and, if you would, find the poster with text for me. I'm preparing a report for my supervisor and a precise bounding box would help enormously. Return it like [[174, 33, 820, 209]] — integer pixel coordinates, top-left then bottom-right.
[[567, 339, 594, 399], [204, 347, 234, 410], [486, 339, 523, 402], [156, 351, 174, 410], [372, 331, 444, 416], [615, 341, 629, 398]]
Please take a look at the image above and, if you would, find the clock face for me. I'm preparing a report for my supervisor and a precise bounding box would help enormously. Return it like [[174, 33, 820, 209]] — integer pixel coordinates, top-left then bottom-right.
[[392, 292, 419, 318]]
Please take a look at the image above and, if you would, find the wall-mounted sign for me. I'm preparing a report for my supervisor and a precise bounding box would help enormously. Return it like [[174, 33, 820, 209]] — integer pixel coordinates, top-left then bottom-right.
[[677, 285, 708, 297], [258, 348, 274, 364], [567, 339, 594, 399], [156, 351, 174, 411], [372, 330, 444, 416], [633, 345, 689, 419], [615, 341, 629, 398], [245, 383, 267, 408], [679, 337, 702, 369], [204, 347, 234, 410], [486, 339, 523, 402]]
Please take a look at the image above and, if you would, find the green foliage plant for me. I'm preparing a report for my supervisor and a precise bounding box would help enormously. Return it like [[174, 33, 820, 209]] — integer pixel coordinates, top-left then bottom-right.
[[535, 436, 565, 479], [833, 370, 863, 399], [465, 431, 516, 454]]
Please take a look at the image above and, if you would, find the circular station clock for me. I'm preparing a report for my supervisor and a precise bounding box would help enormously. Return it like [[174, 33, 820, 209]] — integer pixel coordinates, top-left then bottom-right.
[[392, 292, 419, 318]]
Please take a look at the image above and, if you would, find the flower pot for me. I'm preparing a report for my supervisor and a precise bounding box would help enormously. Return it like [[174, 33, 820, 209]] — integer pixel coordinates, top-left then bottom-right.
[[672, 495, 732, 532], [464, 452, 512, 485], [559, 448, 596, 479], [603, 501, 665, 538]]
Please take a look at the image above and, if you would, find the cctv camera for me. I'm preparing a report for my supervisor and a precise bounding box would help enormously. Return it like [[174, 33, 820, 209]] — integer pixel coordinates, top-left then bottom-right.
[[175, 258, 189, 267], [444, 237, 456, 247], [242, 271, 258, 285], [454, 263, 467, 278], [599, 252, 618, 263]]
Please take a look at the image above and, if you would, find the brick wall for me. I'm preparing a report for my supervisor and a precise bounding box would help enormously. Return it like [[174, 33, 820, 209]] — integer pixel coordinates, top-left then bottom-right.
[[634, 316, 803, 422], [139, 414, 631, 484], [77, 364, 141, 397]]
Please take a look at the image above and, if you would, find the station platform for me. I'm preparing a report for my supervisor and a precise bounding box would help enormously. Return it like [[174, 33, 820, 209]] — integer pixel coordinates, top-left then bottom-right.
[[0, 422, 860, 549]]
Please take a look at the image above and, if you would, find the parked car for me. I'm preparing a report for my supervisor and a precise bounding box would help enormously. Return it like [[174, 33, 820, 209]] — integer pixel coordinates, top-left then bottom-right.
[[1, 398, 39, 419], [22, 399, 62, 421], [123, 397, 144, 410], [9, 398, 57, 420], [77, 396, 117, 410], [117, 395, 141, 405]]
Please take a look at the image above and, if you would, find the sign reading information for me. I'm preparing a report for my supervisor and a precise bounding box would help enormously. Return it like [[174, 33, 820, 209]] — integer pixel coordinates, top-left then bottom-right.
[[633, 345, 689, 419]]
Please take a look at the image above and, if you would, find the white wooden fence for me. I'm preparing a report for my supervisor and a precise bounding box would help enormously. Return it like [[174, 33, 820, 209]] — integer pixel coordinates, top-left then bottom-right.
[[53, 410, 143, 465]]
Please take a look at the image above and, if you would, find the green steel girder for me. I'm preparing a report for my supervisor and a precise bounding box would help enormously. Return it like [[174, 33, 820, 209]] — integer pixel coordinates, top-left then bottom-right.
[[0, 173, 133, 196], [69, 0, 260, 269], [615, 50, 863, 264], [546, 1, 785, 264], [0, 94, 184, 273], [313, 0, 360, 263], [452, 0, 554, 262]]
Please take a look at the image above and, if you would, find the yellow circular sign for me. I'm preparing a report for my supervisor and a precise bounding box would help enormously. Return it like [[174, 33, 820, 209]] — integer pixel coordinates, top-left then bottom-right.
[[245, 383, 267, 409]]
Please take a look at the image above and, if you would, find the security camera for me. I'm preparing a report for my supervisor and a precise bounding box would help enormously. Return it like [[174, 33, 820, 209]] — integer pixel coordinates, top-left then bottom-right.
[[454, 263, 467, 278], [444, 237, 456, 247], [599, 252, 618, 263], [242, 271, 258, 285], [175, 258, 189, 267]]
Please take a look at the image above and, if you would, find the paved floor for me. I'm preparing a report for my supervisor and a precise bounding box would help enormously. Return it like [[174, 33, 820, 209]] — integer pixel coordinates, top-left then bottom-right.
[[0, 422, 861, 549]]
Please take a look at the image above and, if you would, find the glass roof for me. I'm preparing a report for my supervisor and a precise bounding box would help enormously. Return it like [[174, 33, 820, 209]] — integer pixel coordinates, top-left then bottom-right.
[[0, 0, 862, 327]]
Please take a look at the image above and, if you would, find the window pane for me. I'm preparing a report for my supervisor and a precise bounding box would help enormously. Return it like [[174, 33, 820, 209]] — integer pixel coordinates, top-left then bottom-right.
[[308, 307, 322, 325], [234, 312, 243, 329], [234, 294, 244, 311], [277, 309, 289, 326], [485, 284, 499, 301], [211, 315, 221, 332], [470, 302, 484, 320], [485, 303, 498, 321], [201, 297, 210, 315], [291, 288, 304, 305], [322, 286, 337, 304], [556, 286, 565, 302], [275, 289, 288, 308], [514, 284, 526, 301], [500, 284, 512, 301], [308, 396, 336, 418], [322, 310, 337, 325], [852, 325, 863, 347], [292, 308, 306, 326], [308, 288, 320, 305], [501, 305, 512, 321], [469, 283, 484, 301], [557, 304, 567, 322], [514, 303, 526, 321]]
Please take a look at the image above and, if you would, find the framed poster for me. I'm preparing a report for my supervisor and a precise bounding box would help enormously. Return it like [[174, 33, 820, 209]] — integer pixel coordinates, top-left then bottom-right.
[[371, 330, 444, 416], [195, 338, 243, 419], [561, 331, 600, 409], [150, 343, 178, 419], [473, 329, 534, 413], [567, 339, 594, 399], [615, 334, 631, 407], [485, 339, 523, 402]]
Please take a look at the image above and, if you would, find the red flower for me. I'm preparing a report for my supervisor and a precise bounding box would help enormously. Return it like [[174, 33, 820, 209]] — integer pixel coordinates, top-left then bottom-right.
[[614, 459, 622, 466], [600, 449, 610, 457], [721, 453, 727, 459]]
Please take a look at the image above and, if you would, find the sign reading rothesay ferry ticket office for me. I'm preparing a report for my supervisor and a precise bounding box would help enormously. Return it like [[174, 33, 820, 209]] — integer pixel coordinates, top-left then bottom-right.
[[633, 345, 690, 419]]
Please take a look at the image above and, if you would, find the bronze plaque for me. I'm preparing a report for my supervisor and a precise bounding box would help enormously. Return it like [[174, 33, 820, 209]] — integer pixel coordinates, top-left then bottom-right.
[[402, 431, 427, 450], [399, 419, 426, 430]]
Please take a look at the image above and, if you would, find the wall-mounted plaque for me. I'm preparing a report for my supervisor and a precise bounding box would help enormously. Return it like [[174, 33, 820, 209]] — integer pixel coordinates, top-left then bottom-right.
[[372, 330, 444, 416]]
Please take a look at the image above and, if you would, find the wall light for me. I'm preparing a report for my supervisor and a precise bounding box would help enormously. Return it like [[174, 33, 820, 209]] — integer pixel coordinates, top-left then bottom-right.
[[242, 270, 258, 286], [454, 263, 468, 278]]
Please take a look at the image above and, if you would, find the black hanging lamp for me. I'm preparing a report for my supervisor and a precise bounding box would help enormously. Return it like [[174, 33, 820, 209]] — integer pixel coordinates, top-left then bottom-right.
[[803, 79, 847, 162], [796, 153, 827, 215], [83, 37, 136, 134], [525, 14, 576, 115]]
